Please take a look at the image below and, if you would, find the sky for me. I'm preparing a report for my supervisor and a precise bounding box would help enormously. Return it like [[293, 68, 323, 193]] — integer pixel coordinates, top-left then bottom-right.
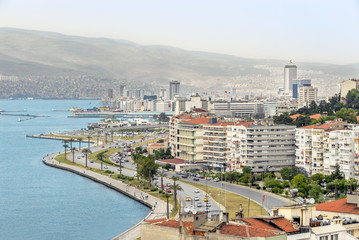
[[0, 0, 358, 64]]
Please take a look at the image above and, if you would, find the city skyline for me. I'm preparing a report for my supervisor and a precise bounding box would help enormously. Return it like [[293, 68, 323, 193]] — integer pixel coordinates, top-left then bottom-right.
[[0, 0, 358, 64]]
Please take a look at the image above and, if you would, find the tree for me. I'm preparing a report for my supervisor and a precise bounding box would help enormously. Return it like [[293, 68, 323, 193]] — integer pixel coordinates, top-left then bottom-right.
[[77, 137, 83, 150], [348, 178, 358, 194], [158, 112, 169, 122], [138, 155, 159, 187], [280, 167, 292, 180], [170, 183, 183, 211], [82, 148, 91, 167], [332, 179, 340, 199], [292, 174, 309, 197], [273, 113, 293, 125], [158, 170, 167, 192], [294, 115, 312, 127], [309, 183, 322, 202], [164, 193, 170, 219], [310, 173, 324, 186], [335, 107, 357, 123], [242, 166, 252, 174], [63, 140, 69, 161], [69, 138, 75, 163], [170, 176, 180, 211]]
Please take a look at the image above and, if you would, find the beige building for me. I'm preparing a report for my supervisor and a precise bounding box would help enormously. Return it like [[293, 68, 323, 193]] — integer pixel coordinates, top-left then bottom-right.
[[298, 86, 318, 108], [340, 79, 359, 102]]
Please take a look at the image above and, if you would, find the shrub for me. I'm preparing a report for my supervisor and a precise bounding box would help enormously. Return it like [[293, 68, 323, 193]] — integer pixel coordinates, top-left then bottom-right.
[[272, 187, 282, 194], [144, 186, 149, 190], [150, 187, 158, 192], [263, 186, 266, 190], [256, 185, 261, 190], [285, 190, 289, 195]]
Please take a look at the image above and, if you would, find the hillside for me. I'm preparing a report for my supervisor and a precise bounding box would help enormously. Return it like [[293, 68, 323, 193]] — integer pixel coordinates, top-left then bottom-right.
[[0, 28, 358, 98]]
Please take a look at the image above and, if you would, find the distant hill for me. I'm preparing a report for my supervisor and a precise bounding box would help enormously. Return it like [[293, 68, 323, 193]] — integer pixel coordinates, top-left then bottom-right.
[[0, 28, 358, 98]]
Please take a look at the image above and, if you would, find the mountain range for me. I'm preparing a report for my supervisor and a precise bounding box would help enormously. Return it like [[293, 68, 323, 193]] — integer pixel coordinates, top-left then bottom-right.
[[0, 28, 358, 98]]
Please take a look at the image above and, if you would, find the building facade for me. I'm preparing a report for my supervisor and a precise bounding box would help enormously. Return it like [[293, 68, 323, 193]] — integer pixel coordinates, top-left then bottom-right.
[[227, 123, 296, 173], [169, 80, 180, 100], [298, 86, 318, 108], [284, 61, 297, 97]]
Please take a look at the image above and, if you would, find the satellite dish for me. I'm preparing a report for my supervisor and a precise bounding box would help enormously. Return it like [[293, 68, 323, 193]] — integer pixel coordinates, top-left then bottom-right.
[[192, 210, 197, 215], [309, 198, 315, 204]]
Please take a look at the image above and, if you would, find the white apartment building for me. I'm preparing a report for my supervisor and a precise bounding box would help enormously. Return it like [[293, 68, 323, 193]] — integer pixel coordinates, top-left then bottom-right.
[[294, 121, 358, 178], [202, 121, 234, 169], [227, 122, 296, 173]]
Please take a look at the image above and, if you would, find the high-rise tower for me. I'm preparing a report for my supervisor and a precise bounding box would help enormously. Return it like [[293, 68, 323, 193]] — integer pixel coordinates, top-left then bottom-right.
[[169, 80, 180, 100], [284, 60, 297, 97]]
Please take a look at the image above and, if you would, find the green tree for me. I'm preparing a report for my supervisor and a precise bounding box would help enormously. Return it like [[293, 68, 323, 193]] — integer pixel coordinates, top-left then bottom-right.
[[335, 107, 357, 123], [294, 115, 312, 127], [348, 178, 358, 194], [332, 179, 341, 199], [292, 174, 309, 197], [310, 173, 325, 186], [157, 170, 167, 191], [242, 166, 252, 174], [273, 113, 293, 125], [280, 167, 292, 180], [164, 192, 170, 219], [170, 176, 181, 211], [81, 148, 91, 168], [63, 140, 69, 160], [158, 112, 169, 122], [139, 155, 159, 187], [309, 183, 322, 202]]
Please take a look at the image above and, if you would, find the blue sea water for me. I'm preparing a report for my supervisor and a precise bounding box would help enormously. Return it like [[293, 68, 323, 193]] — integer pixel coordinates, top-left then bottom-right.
[[0, 99, 149, 240]]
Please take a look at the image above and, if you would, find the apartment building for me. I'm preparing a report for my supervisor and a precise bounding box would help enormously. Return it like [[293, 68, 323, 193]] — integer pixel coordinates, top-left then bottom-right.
[[169, 112, 214, 163], [298, 86, 318, 108], [227, 122, 296, 173], [202, 121, 234, 169], [295, 121, 352, 178]]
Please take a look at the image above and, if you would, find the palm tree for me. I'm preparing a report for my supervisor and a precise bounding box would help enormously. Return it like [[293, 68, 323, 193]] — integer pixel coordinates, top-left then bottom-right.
[[69, 138, 75, 163], [333, 179, 340, 199], [158, 170, 167, 192], [77, 137, 82, 150], [348, 178, 357, 194], [164, 193, 170, 219], [63, 140, 69, 161], [82, 148, 91, 168], [170, 176, 182, 211]]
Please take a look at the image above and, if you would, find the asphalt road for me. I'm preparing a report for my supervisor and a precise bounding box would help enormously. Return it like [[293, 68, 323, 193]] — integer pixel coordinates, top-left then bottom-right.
[[68, 136, 292, 215]]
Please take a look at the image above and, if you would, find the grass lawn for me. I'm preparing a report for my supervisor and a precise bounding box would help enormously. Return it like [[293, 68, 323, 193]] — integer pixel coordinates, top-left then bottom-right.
[[183, 181, 265, 219]]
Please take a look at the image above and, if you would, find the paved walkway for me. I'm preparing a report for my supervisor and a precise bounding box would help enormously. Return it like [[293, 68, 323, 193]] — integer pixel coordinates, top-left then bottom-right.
[[43, 152, 170, 240]]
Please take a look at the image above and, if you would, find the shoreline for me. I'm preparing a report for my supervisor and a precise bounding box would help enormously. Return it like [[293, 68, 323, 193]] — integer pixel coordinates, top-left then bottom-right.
[[42, 152, 169, 240]]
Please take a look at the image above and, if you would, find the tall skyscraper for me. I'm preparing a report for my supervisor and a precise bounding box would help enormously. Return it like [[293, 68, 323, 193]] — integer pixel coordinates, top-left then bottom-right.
[[292, 79, 311, 99], [169, 80, 180, 100], [284, 60, 297, 96]]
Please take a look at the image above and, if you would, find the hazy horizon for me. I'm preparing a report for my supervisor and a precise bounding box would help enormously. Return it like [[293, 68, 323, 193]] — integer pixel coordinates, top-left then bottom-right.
[[0, 0, 358, 65]]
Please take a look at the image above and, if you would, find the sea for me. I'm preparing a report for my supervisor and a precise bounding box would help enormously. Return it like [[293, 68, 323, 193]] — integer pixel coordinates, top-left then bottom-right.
[[0, 99, 149, 240]]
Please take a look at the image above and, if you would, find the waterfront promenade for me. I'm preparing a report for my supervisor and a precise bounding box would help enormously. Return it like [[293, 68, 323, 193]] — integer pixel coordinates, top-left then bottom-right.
[[43, 152, 170, 240]]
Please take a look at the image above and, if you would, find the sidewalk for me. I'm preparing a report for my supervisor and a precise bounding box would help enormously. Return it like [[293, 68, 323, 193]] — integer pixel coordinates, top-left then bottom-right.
[[43, 153, 170, 240]]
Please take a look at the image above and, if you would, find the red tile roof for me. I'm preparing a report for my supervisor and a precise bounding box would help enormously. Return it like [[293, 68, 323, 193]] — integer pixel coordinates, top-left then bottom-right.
[[148, 143, 165, 147], [241, 218, 279, 232], [220, 224, 282, 238], [271, 218, 298, 233], [316, 198, 359, 214], [157, 158, 186, 165], [310, 114, 322, 120], [290, 114, 301, 120], [235, 121, 254, 127], [150, 219, 195, 234], [300, 121, 342, 130], [209, 122, 235, 126], [178, 114, 192, 119], [184, 117, 211, 124]]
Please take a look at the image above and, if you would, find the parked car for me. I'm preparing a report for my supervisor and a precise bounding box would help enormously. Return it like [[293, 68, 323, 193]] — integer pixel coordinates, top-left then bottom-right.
[[193, 178, 199, 181], [194, 189, 200, 193], [194, 197, 199, 201], [197, 202, 202, 207]]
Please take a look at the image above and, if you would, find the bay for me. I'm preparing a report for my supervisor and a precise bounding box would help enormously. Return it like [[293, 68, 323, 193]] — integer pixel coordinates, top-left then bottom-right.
[[0, 99, 149, 240]]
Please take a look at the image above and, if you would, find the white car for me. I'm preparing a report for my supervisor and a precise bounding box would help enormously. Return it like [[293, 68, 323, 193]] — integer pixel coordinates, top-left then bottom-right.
[[194, 197, 199, 201], [194, 189, 200, 193]]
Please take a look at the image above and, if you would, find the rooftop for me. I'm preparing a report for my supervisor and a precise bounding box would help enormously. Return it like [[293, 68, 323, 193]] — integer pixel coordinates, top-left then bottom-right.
[[316, 198, 359, 215], [184, 117, 211, 124], [157, 158, 186, 165]]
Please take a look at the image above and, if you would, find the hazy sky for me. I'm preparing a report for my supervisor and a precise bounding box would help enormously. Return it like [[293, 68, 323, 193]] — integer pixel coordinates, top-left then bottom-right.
[[0, 0, 358, 64]]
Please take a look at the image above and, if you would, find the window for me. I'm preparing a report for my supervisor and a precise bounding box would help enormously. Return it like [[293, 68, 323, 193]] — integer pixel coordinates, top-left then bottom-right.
[[319, 236, 328, 240], [330, 234, 338, 240]]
